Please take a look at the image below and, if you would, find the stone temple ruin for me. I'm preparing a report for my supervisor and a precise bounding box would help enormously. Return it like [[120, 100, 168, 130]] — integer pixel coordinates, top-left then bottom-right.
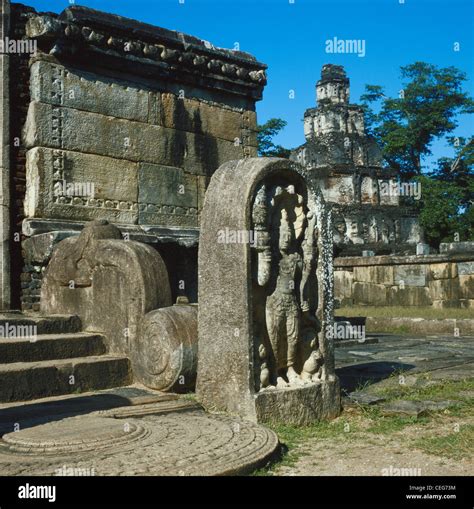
[[0, 2, 341, 474], [291, 64, 423, 255]]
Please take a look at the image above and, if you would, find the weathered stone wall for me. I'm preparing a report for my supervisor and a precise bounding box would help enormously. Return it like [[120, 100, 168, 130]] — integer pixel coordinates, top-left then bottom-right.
[[14, 5, 266, 310], [335, 252, 474, 309]]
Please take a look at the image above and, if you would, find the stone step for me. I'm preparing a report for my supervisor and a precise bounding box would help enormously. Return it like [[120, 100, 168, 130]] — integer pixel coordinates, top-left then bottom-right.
[[0, 355, 132, 403], [0, 333, 106, 364], [0, 312, 82, 335]]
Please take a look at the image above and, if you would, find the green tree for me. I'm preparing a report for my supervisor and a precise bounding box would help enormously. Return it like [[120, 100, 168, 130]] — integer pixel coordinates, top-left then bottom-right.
[[417, 137, 474, 245], [361, 62, 474, 178], [361, 62, 473, 246], [257, 118, 291, 158]]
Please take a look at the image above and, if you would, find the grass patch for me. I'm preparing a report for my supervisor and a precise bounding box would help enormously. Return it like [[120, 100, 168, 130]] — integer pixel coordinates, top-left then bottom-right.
[[415, 424, 474, 460], [180, 392, 197, 401], [336, 306, 473, 320], [251, 378, 474, 474], [251, 419, 358, 475], [267, 419, 358, 446], [373, 377, 474, 404]]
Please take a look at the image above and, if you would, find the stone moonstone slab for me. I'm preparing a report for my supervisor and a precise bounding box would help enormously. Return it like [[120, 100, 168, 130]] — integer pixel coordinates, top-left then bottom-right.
[[0, 409, 279, 475], [2, 417, 151, 454]]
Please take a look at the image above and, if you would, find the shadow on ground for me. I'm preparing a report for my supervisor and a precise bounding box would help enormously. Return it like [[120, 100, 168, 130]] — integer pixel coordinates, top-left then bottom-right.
[[336, 361, 415, 394]]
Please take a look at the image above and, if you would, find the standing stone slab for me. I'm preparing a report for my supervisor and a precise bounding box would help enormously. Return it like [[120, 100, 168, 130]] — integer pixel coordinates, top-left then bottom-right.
[[196, 158, 341, 425]]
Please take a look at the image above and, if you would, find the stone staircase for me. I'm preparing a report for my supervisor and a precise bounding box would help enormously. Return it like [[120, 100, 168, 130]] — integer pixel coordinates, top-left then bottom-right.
[[0, 312, 132, 403]]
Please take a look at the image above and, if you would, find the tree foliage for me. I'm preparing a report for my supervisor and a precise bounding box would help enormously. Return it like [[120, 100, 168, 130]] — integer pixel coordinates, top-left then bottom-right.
[[361, 62, 473, 246], [361, 62, 474, 178], [257, 118, 291, 158]]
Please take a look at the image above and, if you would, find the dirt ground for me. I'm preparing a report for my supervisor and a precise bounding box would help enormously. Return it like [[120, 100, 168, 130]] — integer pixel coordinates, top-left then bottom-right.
[[273, 412, 473, 476]]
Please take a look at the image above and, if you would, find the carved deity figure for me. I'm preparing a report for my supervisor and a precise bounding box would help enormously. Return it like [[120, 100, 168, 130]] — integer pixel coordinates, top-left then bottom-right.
[[252, 184, 322, 390], [333, 215, 352, 244]]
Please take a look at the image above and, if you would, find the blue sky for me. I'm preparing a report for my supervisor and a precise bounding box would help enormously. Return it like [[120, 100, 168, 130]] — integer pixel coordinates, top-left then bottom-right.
[[31, 0, 473, 170]]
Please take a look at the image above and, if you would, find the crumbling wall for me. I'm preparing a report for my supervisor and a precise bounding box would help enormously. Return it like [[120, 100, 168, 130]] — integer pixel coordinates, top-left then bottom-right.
[[334, 250, 474, 309]]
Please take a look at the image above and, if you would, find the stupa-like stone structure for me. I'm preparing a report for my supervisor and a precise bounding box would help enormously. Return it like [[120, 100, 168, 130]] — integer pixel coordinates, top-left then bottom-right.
[[291, 64, 423, 255]]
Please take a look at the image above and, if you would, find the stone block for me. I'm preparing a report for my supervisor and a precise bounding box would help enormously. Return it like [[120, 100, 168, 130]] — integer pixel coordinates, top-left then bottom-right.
[[416, 243, 430, 255], [254, 379, 341, 426], [459, 275, 474, 300], [25, 147, 138, 224], [460, 299, 474, 309], [30, 60, 153, 123], [23, 101, 244, 175], [429, 279, 460, 301], [430, 262, 457, 280], [353, 265, 393, 285], [388, 286, 432, 306], [22, 231, 78, 264], [353, 282, 387, 305], [440, 241, 474, 255], [334, 270, 353, 299], [160, 92, 251, 143], [457, 261, 474, 276], [137, 163, 205, 227], [394, 265, 427, 287], [432, 300, 461, 309], [352, 266, 369, 283]]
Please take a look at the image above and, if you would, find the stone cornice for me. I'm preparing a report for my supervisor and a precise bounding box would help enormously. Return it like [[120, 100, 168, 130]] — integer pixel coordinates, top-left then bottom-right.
[[26, 6, 267, 99], [334, 252, 474, 268]]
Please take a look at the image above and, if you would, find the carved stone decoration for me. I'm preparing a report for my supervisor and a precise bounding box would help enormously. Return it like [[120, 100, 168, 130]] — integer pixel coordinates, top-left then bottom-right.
[[196, 158, 341, 425], [252, 184, 321, 391], [332, 213, 352, 245], [137, 301, 198, 392]]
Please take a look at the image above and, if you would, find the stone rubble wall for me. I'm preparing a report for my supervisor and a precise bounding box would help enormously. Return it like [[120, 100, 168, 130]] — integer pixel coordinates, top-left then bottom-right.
[[334, 253, 474, 309]]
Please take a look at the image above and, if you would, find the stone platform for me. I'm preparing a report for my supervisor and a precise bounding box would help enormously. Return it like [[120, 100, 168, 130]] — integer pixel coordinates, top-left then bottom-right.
[[0, 387, 279, 476]]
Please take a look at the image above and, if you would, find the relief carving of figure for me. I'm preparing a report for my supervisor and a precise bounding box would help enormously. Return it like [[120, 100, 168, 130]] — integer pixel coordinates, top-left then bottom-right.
[[252, 184, 322, 391], [333, 214, 352, 244]]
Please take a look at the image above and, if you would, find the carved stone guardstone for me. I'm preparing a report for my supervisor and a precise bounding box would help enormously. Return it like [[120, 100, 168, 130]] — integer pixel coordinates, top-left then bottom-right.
[[41, 219, 175, 387], [196, 158, 341, 425]]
